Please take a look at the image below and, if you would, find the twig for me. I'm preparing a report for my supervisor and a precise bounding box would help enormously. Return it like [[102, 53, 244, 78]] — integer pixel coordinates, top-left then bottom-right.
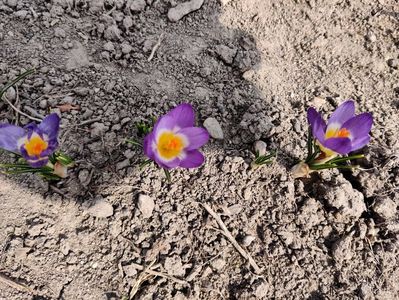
[[201, 203, 262, 274], [147, 33, 164, 62], [0, 273, 36, 295], [128, 262, 189, 286], [75, 118, 102, 127], [2, 95, 42, 122]]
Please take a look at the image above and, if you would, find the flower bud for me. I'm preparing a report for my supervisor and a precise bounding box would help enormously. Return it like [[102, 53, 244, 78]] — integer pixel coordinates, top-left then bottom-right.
[[291, 161, 310, 179]]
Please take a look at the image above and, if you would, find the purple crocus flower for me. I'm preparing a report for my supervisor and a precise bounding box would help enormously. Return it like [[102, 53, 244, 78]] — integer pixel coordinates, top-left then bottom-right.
[[143, 103, 209, 169], [0, 113, 60, 167], [307, 100, 373, 156]]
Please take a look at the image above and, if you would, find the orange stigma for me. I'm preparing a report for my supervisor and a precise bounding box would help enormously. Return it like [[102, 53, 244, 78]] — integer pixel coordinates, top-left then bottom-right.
[[24, 135, 48, 157]]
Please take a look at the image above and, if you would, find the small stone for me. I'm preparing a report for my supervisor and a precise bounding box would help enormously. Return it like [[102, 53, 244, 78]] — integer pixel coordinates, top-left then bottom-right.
[[7, 0, 17, 7], [359, 283, 374, 300], [210, 258, 225, 270], [130, 0, 146, 12], [137, 194, 155, 218], [87, 197, 114, 218], [164, 256, 185, 277], [387, 58, 398, 69], [66, 42, 90, 70], [91, 122, 107, 137], [4, 86, 16, 101], [242, 235, 256, 247], [167, 0, 204, 22], [254, 140, 267, 156], [116, 159, 130, 170], [121, 43, 133, 54], [103, 41, 115, 52], [254, 281, 269, 299], [54, 27, 66, 38], [372, 198, 397, 220], [123, 16, 133, 30], [78, 169, 90, 185], [203, 117, 223, 139], [365, 31, 377, 43], [122, 264, 138, 277], [332, 234, 353, 262], [215, 45, 237, 65], [104, 25, 121, 41], [15, 10, 28, 18]]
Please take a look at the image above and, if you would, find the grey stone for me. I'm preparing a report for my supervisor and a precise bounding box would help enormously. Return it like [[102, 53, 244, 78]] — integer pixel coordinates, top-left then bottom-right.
[[87, 197, 114, 218], [167, 0, 204, 22], [203, 117, 223, 140], [137, 194, 155, 218], [130, 0, 146, 12], [372, 198, 397, 220], [215, 45, 237, 65]]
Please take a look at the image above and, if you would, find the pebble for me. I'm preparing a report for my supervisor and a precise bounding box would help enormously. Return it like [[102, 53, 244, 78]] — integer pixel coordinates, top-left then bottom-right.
[[91, 122, 107, 137], [116, 159, 130, 170], [39, 99, 48, 109], [203, 117, 224, 139], [215, 45, 237, 65], [372, 197, 396, 220], [7, 0, 17, 7], [137, 194, 155, 218], [104, 25, 121, 41], [78, 169, 90, 185], [123, 16, 133, 30], [242, 235, 256, 247], [130, 0, 146, 12], [210, 258, 226, 270], [365, 31, 376, 43], [164, 256, 185, 276], [254, 140, 267, 156], [332, 234, 353, 262], [4, 86, 16, 101], [103, 41, 115, 52], [387, 58, 398, 69], [87, 197, 114, 218], [167, 0, 204, 22], [121, 43, 133, 54], [54, 27, 66, 38]]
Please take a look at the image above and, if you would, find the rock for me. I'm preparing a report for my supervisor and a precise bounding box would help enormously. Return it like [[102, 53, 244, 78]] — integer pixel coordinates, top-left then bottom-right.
[[116, 159, 130, 170], [66, 42, 90, 70], [39, 99, 48, 109], [6, 0, 17, 7], [164, 256, 185, 277], [89, 0, 104, 12], [167, 0, 204, 22], [103, 41, 115, 52], [215, 45, 237, 65], [87, 197, 114, 218], [323, 181, 366, 222], [130, 0, 146, 12], [254, 140, 267, 156], [123, 16, 133, 30], [14, 10, 28, 18], [210, 258, 225, 270], [372, 197, 396, 220], [365, 31, 376, 43], [121, 43, 133, 54], [4, 86, 16, 101], [78, 169, 90, 185], [387, 58, 398, 69], [54, 27, 66, 38], [122, 264, 138, 277], [203, 117, 223, 139], [359, 283, 374, 300], [332, 234, 353, 263], [254, 281, 269, 299], [242, 235, 256, 247], [104, 25, 121, 41], [91, 122, 107, 137], [137, 194, 155, 218]]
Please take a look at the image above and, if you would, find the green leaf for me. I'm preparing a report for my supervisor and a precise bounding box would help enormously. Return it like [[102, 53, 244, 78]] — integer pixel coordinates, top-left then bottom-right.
[[0, 69, 35, 99], [163, 168, 171, 183], [139, 159, 153, 169], [126, 139, 142, 148]]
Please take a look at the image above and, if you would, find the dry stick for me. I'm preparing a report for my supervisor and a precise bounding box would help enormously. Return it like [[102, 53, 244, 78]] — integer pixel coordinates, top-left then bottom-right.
[[201, 203, 262, 274], [0, 273, 36, 295], [148, 33, 164, 62], [129, 263, 189, 286], [2, 95, 42, 122]]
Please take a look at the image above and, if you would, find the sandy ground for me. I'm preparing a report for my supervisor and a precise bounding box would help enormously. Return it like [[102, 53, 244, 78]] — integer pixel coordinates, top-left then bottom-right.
[[0, 0, 398, 299]]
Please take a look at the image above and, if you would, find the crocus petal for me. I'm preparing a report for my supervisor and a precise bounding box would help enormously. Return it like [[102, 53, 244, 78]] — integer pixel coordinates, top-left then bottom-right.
[[26, 157, 49, 168], [327, 100, 355, 127], [342, 112, 373, 141], [167, 103, 195, 128], [350, 135, 371, 152], [179, 150, 205, 168], [322, 137, 352, 154], [155, 157, 181, 169], [0, 124, 25, 153], [177, 127, 209, 151], [307, 107, 326, 142], [143, 132, 155, 160], [153, 115, 178, 134], [38, 113, 60, 140]]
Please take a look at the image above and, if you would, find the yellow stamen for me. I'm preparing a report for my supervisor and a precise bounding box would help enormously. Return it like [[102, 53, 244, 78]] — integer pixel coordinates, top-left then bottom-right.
[[157, 131, 185, 160], [24, 135, 48, 157], [320, 127, 351, 157]]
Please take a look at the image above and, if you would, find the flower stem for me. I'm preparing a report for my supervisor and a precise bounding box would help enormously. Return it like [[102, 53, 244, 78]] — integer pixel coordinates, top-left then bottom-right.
[[0, 69, 35, 98]]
